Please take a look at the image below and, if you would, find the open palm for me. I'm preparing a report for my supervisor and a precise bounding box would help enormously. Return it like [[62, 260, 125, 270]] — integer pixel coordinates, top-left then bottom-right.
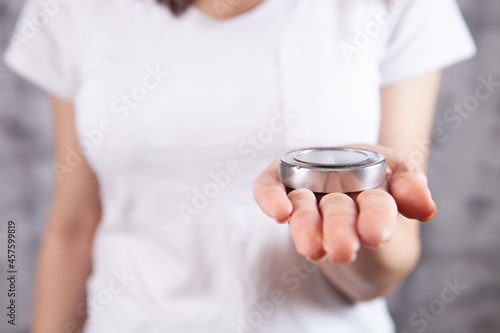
[[253, 144, 436, 263]]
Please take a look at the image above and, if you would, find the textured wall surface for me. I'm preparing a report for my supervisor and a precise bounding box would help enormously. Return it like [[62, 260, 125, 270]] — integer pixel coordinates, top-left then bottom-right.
[[0, 0, 498, 332], [389, 1, 500, 332], [1, 1, 54, 332]]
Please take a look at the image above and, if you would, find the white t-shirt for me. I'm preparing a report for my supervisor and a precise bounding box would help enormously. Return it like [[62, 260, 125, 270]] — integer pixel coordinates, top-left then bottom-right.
[[4, 0, 475, 332]]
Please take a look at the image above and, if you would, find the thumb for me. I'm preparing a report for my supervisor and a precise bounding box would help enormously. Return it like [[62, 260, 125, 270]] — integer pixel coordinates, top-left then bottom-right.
[[387, 158, 436, 221]]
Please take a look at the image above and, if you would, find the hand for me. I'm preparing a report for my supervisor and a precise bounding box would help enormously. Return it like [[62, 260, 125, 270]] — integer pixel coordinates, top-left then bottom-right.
[[253, 144, 436, 264]]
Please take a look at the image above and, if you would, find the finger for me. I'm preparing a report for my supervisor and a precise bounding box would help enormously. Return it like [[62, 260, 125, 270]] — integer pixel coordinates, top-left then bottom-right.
[[356, 189, 398, 248], [288, 189, 325, 261], [319, 193, 359, 264], [346, 144, 436, 222], [253, 160, 293, 223], [387, 159, 436, 221]]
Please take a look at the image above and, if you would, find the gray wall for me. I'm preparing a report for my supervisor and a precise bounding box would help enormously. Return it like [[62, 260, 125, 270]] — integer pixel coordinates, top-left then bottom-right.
[[1, 1, 54, 332], [389, 1, 500, 332], [0, 0, 498, 332]]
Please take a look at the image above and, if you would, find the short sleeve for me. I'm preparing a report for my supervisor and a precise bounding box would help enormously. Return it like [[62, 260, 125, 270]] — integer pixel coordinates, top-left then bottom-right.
[[3, 0, 78, 100], [379, 0, 476, 86]]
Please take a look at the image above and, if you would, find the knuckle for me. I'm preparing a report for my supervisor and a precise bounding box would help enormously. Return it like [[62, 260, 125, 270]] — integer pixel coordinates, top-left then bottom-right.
[[319, 195, 357, 218], [291, 211, 320, 223], [396, 158, 416, 173], [357, 189, 394, 205], [358, 188, 387, 198], [288, 188, 315, 202], [255, 183, 283, 201], [323, 211, 355, 224], [322, 240, 342, 254], [319, 193, 350, 207]]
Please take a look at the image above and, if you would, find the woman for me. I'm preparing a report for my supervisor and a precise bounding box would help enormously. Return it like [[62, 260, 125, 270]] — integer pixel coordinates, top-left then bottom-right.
[[4, 0, 475, 332]]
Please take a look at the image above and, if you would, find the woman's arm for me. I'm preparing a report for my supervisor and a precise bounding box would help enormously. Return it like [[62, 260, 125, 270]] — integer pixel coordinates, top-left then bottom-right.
[[32, 95, 101, 332], [253, 70, 441, 302], [316, 70, 442, 301]]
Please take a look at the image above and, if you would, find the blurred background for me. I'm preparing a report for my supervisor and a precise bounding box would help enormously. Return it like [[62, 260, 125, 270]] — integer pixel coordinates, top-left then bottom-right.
[[0, 0, 499, 332]]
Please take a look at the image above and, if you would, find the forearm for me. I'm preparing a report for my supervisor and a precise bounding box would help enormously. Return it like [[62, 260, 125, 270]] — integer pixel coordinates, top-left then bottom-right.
[[318, 214, 421, 302], [32, 228, 93, 333], [322, 71, 442, 302], [29, 95, 101, 333]]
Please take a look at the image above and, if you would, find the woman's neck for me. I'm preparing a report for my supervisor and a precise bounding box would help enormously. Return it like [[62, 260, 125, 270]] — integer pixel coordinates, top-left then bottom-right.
[[194, 0, 265, 19]]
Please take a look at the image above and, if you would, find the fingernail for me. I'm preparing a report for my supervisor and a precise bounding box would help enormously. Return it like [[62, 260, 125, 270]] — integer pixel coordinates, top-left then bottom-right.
[[306, 251, 327, 263], [421, 203, 437, 222], [274, 216, 290, 224]]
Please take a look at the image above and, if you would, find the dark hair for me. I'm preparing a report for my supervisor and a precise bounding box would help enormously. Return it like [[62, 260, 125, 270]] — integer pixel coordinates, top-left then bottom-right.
[[156, 0, 195, 16]]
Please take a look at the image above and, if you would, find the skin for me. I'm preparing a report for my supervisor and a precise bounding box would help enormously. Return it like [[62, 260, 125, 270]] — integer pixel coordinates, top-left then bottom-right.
[[32, 96, 101, 332], [254, 71, 442, 301], [195, 0, 265, 19], [31, 1, 442, 331]]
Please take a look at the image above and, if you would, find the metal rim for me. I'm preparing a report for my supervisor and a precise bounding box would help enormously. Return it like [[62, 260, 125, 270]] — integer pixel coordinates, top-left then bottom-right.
[[279, 147, 386, 193]]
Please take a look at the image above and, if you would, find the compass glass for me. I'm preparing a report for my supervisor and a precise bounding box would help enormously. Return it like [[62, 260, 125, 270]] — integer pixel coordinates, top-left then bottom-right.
[[294, 149, 369, 166]]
